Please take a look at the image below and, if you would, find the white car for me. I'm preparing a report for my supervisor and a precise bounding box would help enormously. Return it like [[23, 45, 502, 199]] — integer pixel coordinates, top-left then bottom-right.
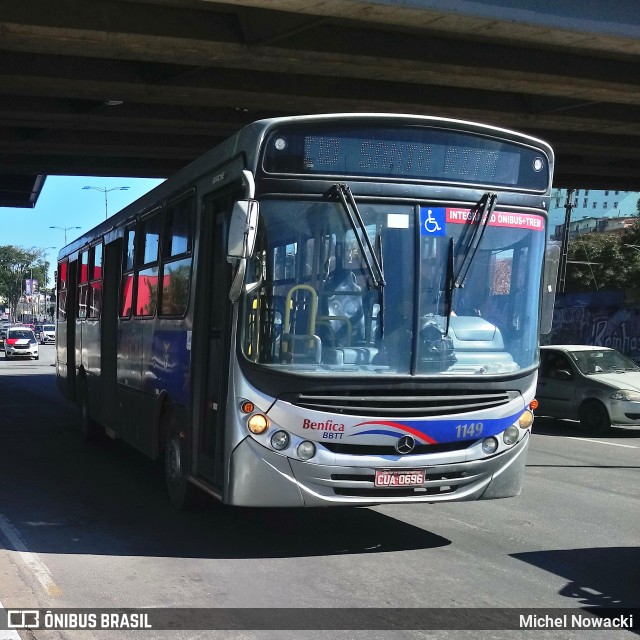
[[4, 327, 39, 360], [537, 345, 640, 434], [40, 324, 56, 344]]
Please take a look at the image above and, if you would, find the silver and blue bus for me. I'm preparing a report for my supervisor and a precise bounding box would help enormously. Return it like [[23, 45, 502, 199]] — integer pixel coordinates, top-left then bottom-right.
[[55, 113, 555, 508]]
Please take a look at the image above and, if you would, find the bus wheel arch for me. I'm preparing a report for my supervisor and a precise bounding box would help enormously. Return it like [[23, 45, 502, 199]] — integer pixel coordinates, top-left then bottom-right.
[[163, 407, 202, 509]]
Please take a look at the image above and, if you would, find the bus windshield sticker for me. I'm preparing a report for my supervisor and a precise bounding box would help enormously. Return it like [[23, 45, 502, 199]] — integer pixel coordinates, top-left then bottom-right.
[[388, 213, 409, 228], [420, 207, 446, 236], [423, 207, 544, 232]]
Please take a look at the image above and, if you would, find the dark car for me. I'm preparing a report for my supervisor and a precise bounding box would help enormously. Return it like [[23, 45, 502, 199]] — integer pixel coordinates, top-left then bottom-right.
[[536, 345, 640, 434], [34, 324, 44, 340]]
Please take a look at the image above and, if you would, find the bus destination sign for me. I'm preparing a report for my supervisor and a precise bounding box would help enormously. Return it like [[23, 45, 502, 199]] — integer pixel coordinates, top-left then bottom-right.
[[263, 125, 550, 190]]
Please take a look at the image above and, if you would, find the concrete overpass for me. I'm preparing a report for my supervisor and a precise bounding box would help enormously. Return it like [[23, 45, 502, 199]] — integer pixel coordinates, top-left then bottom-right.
[[1, 0, 639, 207]]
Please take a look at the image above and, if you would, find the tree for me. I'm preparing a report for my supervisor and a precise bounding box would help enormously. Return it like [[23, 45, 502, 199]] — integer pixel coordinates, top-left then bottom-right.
[[563, 232, 640, 293], [622, 216, 640, 247], [0, 246, 50, 319]]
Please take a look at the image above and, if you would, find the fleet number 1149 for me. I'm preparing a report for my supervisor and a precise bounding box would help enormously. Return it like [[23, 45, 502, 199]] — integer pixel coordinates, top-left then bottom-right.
[[456, 422, 484, 438]]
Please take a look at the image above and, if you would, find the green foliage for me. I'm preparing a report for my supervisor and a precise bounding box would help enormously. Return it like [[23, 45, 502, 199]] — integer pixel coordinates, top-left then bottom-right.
[[564, 227, 640, 292], [162, 260, 191, 315], [622, 216, 640, 246], [0, 245, 51, 317]]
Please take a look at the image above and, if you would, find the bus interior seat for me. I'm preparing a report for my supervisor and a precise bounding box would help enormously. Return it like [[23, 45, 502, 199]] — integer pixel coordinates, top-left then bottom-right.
[[321, 346, 379, 365], [319, 267, 365, 346]]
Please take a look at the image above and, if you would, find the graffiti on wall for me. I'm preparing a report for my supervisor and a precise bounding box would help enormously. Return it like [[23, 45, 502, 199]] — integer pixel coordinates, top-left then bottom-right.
[[546, 294, 640, 363]]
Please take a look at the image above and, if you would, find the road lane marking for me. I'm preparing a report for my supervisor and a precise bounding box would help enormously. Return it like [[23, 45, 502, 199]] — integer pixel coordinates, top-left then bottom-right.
[[0, 515, 61, 597], [569, 437, 638, 449]]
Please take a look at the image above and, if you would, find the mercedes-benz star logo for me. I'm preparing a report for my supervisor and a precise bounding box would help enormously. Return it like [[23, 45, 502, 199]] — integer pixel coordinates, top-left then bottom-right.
[[395, 435, 415, 455]]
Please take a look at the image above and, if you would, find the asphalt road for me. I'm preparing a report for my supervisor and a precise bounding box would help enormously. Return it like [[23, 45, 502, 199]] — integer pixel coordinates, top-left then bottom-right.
[[0, 345, 638, 640]]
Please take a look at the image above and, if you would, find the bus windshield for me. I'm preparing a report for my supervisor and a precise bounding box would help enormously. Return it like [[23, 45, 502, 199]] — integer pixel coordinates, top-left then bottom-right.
[[241, 197, 546, 376]]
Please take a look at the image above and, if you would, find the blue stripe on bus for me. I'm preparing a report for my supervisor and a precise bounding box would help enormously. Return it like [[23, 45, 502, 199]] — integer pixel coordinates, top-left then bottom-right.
[[350, 411, 523, 443]]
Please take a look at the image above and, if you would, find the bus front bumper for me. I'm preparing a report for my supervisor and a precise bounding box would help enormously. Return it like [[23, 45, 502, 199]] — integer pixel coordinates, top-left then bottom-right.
[[227, 431, 530, 507]]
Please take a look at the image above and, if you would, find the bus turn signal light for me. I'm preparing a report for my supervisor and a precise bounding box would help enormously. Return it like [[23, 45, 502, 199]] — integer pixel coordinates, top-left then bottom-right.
[[518, 410, 534, 429], [530, 398, 539, 411], [240, 401, 255, 414]]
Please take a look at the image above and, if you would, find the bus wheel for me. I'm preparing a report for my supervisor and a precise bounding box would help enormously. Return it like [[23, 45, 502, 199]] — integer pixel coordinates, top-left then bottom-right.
[[165, 427, 201, 510], [79, 381, 103, 442], [579, 400, 611, 435]]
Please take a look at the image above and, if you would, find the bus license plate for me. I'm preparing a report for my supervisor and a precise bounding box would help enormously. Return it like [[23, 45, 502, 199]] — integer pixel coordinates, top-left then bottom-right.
[[375, 469, 425, 487]]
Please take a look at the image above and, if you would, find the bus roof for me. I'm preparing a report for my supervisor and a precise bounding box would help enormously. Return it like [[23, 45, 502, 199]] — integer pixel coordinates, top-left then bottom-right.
[[57, 113, 553, 260]]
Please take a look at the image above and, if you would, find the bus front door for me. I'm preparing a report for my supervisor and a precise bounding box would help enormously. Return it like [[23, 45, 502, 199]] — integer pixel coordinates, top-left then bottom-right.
[[193, 193, 235, 492]]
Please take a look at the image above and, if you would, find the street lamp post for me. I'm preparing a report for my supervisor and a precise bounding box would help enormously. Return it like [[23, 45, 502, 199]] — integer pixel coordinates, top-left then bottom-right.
[[49, 226, 81, 245], [83, 185, 130, 219]]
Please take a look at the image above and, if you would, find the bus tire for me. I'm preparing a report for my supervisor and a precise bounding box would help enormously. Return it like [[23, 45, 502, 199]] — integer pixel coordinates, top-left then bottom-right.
[[165, 426, 201, 510], [579, 400, 610, 435], [79, 380, 103, 442]]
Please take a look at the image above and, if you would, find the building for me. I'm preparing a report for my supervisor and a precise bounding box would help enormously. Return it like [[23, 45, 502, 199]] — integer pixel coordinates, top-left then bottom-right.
[[554, 215, 638, 240], [548, 189, 639, 240]]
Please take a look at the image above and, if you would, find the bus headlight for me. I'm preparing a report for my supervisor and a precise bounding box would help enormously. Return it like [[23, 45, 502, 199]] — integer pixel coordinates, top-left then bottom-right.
[[518, 410, 534, 429], [482, 437, 498, 455], [297, 441, 316, 461], [270, 430, 290, 451], [503, 426, 519, 446], [247, 414, 269, 434]]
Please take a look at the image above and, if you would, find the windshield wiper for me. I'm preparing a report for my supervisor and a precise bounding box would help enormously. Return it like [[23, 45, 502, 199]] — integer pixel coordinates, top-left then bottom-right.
[[444, 236, 455, 336], [329, 183, 385, 290], [376, 232, 385, 339], [454, 192, 498, 288], [442, 192, 497, 335]]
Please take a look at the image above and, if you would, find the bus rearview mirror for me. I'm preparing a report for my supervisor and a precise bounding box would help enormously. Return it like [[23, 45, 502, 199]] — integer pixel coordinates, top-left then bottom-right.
[[540, 244, 559, 335], [228, 199, 259, 260]]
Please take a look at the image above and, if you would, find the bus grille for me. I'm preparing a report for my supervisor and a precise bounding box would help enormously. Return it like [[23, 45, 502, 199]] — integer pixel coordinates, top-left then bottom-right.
[[330, 470, 466, 497], [321, 441, 473, 455], [280, 389, 516, 417]]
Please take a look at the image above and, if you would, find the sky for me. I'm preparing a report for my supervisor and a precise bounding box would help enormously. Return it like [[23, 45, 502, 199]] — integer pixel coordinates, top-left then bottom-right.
[[0, 175, 165, 282]]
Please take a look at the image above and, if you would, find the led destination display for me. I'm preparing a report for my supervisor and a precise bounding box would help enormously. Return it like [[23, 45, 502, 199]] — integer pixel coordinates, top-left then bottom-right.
[[263, 125, 550, 190]]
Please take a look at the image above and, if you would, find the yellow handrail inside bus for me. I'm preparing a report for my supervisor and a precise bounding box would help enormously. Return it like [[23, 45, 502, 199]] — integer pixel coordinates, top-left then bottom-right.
[[283, 284, 318, 335]]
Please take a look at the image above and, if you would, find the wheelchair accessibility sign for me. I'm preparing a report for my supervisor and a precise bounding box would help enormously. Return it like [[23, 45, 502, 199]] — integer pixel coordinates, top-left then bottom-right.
[[420, 207, 446, 236]]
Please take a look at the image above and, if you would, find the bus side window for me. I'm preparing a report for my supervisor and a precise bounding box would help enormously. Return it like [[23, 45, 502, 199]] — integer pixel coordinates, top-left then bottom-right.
[[135, 209, 161, 317], [120, 225, 136, 318], [89, 242, 103, 319], [58, 260, 68, 321], [160, 195, 194, 316], [77, 249, 89, 319]]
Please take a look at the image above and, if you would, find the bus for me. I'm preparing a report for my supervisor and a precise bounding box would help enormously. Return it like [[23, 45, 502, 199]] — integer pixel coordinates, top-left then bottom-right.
[[55, 113, 555, 508]]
